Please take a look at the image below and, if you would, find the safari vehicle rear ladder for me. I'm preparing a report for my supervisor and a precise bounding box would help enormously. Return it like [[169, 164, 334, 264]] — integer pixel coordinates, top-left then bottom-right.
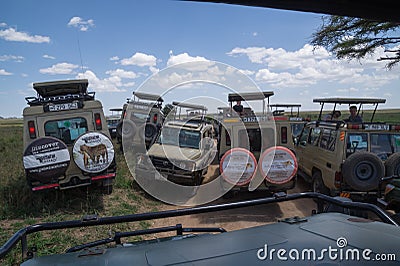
[[313, 97, 386, 122], [0, 192, 397, 261], [25, 79, 95, 107]]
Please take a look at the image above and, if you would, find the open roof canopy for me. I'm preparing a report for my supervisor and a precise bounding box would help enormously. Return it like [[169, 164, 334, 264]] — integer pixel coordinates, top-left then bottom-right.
[[228, 91, 274, 102], [313, 97, 386, 105], [132, 91, 164, 102]]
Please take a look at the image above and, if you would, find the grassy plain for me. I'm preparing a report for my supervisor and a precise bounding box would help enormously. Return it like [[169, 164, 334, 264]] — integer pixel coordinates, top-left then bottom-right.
[[0, 108, 399, 264], [0, 122, 159, 265]]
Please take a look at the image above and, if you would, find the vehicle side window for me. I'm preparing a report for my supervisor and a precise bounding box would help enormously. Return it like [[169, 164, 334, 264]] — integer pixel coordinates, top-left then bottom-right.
[[319, 128, 337, 151], [45, 117, 88, 145], [309, 127, 322, 146], [299, 127, 310, 146], [346, 133, 368, 156]]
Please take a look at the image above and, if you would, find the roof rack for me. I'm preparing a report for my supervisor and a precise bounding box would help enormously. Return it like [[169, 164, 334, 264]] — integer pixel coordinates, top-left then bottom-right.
[[228, 91, 274, 102], [172, 101, 208, 121], [270, 104, 301, 117], [25, 79, 95, 106]]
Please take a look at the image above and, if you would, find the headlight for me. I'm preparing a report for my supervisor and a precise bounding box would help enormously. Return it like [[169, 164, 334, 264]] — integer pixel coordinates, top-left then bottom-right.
[[178, 161, 196, 172], [137, 154, 151, 168]]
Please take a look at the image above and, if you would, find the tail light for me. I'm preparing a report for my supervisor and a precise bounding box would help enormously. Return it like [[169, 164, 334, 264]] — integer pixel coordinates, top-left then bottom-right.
[[28, 120, 36, 139], [281, 126, 288, 144], [347, 124, 363, 129], [153, 113, 158, 123], [335, 171, 342, 188], [94, 113, 102, 130], [390, 125, 400, 131]]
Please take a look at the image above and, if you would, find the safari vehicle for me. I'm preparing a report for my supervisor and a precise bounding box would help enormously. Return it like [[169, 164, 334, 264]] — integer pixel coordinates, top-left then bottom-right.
[[269, 103, 307, 150], [217, 92, 297, 194], [1, 192, 399, 265], [295, 97, 400, 201], [22, 79, 116, 193], [116, 91, 164, 149], [136, 101, 217, 186], [106, 108, 122, 139]]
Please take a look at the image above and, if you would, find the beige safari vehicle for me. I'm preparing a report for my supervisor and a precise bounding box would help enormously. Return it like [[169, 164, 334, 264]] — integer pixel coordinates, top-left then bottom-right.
[[116, 91, 164, 150], [136, 102, 217, 186], [217, 92, 297, 194], [295, 97, 400, 199], [22, 79, 116, 193]]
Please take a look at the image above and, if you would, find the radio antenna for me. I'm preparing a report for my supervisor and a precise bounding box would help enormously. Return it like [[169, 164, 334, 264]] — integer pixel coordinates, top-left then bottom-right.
[[76, 29, 85, 75]]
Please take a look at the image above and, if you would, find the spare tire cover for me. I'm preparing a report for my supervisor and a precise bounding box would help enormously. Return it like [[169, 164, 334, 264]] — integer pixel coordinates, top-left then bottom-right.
[[72, 132, 115, 173], [385, 152, 400, 177], [144, 123, 157, 142], [219, 148, 257, 186], [259, 146, 297, 185], [342, 151, 384, 191], [23, 137, 70, 182]]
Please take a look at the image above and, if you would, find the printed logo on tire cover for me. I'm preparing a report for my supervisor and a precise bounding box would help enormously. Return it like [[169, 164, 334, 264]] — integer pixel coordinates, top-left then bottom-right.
[[259, 146, 297, 184], [220, 148, 257, 186], [73, 132, 115, 173], [23, 137, 70, 181]]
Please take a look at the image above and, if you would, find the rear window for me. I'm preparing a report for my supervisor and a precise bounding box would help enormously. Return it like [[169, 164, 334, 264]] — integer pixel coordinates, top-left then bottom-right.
[[45, 117, 88, 144], [370, 133, 400, 157]]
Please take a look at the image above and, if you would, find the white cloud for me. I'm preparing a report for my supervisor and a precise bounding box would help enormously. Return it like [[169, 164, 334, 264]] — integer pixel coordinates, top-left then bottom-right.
[[0, 69, 12, 75], [43, 54, 55, 60], [105, 68, 138, 79], [0, 27, 50, 43], [0, 54, 24, 62], [39, 62, 78, 75], [167, 52, 208, 66], [67, 17, 94, 32], [76, 70, 126, 92], [120, 52, 157, 67], [110, 56, 119, 61]]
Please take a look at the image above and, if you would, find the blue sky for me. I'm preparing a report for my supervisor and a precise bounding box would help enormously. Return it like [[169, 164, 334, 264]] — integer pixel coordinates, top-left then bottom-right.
[[1, 0, 399, 118]]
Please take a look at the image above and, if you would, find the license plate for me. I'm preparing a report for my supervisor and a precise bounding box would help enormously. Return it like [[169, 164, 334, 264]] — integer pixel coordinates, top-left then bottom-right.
[[49, 102, 78, 112]]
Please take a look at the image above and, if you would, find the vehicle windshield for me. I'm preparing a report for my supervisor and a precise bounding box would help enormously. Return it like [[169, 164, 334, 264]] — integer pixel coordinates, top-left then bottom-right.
[[158, 127, 201, 149]]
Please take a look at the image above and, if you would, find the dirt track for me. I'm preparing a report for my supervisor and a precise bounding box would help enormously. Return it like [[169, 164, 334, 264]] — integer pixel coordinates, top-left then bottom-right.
[[149, 177, 315, 234]]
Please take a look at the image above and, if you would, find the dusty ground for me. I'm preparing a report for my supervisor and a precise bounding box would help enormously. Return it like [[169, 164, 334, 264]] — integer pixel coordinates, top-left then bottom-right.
[[148, 176, 315, 236]]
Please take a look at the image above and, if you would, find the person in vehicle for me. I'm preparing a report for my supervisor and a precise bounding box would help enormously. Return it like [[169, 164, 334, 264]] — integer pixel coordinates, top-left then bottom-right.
[[233, 100, 244, 115], [323, 110, 341, 121], [346, 106, 362, 123]]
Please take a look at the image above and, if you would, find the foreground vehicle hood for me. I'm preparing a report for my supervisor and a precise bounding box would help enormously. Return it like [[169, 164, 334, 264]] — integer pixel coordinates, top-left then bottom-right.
[[148, 144, 201, 161]]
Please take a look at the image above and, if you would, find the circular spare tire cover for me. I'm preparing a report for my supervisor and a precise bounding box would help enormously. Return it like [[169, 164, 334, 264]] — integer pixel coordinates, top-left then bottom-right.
[[121, 119, 137, 140], [342, 151, 384, 191], [259, 146, 297, 184], [219, 148, 257, 186], [385, 152, 400, 177], [72, 132, 115, 173], [23, 137, 70, 182]]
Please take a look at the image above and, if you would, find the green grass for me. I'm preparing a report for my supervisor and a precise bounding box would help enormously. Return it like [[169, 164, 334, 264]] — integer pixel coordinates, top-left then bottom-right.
[[0, 126, 160, 265]]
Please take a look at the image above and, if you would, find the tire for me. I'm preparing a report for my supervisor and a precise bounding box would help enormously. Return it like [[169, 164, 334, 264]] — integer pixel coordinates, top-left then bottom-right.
[[385, 152, 400, 177], [144, 123, 158, 143], [312, 171, 330, 195], [342, 151, 384, 191], [121, 119, 137, 140]]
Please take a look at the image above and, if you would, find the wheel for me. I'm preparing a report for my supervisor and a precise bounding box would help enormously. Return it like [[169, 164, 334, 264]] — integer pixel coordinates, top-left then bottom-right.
[[312, 171, 329, 195], [121, 119, 137, 140], [385, 152, 400, 177], [144, 123, 158, 143], [342, 151, 384, 191]]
